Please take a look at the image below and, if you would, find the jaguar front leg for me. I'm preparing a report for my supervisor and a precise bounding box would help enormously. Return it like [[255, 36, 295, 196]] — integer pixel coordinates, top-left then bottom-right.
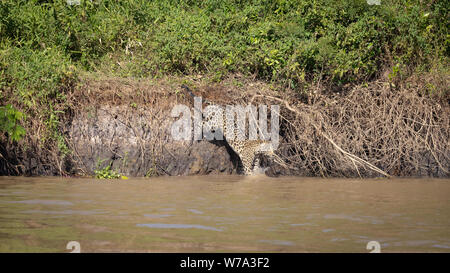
[[239, 150, 256, 175]]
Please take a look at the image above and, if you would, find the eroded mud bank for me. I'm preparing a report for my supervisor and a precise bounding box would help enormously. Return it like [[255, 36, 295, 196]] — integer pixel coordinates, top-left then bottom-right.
[[1, 76, 448, 177]]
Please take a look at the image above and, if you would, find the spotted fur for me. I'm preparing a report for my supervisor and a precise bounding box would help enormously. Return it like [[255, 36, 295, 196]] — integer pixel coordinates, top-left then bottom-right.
[[182, 85, 275, 175]]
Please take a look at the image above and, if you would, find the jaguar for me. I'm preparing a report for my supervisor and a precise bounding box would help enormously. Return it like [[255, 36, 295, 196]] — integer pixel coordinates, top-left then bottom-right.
[[181, 85, 277, 175]]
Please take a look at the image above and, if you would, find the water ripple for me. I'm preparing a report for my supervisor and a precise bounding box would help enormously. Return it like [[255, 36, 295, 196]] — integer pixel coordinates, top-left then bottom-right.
[[6, 199, 74, 206], [137, 223, 222, 231]]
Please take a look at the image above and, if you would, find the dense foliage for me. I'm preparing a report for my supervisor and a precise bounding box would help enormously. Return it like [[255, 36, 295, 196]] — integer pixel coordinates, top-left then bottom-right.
[[0, 104, 25, 142], [0, 0, 448, 143]]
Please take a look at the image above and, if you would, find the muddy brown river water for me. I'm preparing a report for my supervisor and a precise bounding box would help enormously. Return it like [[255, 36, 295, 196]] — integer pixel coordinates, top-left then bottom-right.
[[0, 176, 449, 252]]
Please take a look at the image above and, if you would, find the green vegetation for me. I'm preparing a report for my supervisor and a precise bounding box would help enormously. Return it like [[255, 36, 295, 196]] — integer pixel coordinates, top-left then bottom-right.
[[0, 0, 448, 159], [94, 160, 127, 179], [0, 104, 26, 142], [94, 165, 121, 179]]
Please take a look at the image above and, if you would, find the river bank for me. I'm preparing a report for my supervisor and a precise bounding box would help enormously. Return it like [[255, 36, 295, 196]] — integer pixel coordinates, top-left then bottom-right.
[[1, 1, 448, 178], [1, 74, 448, 178]]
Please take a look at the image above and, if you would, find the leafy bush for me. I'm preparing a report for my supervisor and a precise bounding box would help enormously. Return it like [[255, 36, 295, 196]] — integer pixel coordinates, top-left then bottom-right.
[[93, 159, 128, 179], [1, 0, 446, 85], [94, 164, 122, 179], [0, 45, 76, 153], [0, 104, 26, 142]]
